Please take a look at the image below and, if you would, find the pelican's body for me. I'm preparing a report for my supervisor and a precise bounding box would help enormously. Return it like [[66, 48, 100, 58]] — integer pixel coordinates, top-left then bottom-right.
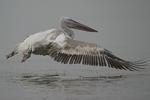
[[6, 17, 145, 71]]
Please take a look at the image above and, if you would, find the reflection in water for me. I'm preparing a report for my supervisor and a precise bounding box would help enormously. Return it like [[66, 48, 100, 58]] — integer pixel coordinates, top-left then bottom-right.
[[21, 74, 60, 85], [19, 74, 124, 89], [5, 72, 150, 100], [21, 74, 123, 83], [8, 73, 128, 96]]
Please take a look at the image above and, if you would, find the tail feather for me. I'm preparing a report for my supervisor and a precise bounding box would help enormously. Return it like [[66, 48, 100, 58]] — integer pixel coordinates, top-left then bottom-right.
[[6, 42, 33, 62], [6, 43, 22, 59]]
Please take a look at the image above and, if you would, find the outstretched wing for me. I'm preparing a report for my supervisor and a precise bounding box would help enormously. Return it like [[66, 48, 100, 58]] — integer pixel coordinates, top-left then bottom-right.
[[48, 39, 145, 71]]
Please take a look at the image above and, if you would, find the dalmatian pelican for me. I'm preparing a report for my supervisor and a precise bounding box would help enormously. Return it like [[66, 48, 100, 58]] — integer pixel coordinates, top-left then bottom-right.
[[6, 17, 145, 71]]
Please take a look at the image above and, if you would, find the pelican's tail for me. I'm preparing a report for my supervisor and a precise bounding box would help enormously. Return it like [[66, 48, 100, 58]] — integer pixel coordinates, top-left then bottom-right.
[[6, 43, 22, 59], [6, 43, 32, 62]]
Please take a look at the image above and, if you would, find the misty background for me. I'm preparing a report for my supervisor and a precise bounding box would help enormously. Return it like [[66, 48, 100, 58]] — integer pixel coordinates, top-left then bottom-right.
[[0, 0, 149, 63]]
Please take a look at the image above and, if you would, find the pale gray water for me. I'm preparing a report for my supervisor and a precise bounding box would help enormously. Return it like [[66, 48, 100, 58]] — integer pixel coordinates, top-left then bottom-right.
[[0, 0, 150, 100]]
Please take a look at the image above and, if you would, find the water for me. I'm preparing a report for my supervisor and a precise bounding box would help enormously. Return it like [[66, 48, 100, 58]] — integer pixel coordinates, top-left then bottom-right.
[[0, 58, 150, 100]]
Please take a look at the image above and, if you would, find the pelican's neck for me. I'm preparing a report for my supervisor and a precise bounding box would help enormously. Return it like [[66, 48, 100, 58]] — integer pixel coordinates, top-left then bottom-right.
[[63, 27, 75, 39], [61, 21, 75, 39]]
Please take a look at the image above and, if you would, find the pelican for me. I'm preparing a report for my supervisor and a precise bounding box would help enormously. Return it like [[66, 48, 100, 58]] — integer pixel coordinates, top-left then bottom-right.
[[6, 17, 145, 71]]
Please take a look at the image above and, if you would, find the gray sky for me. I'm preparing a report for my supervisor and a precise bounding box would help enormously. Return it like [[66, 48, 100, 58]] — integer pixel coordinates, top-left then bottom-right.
[[0, 0, 150, 63]]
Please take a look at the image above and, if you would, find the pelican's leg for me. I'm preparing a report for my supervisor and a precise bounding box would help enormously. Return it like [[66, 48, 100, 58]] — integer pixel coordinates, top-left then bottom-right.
[[6, 52, 17, 59], [6, 43, 21, 59], [21, 51, 32, 63]]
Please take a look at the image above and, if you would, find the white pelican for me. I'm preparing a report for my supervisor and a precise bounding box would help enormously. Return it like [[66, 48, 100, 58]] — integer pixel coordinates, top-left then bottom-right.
[[6, 17, 145, 71]]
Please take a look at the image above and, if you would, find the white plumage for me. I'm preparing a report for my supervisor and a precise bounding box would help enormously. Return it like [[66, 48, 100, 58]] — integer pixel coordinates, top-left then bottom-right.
[[6, 17, 145, 71]]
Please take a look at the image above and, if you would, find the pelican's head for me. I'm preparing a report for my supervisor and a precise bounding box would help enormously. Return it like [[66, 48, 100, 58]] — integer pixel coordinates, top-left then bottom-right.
[[60, 17, 98, 32]]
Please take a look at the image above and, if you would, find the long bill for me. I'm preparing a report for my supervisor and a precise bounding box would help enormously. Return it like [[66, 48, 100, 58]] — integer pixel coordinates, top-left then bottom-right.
[[67, 19, 98, 32]]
